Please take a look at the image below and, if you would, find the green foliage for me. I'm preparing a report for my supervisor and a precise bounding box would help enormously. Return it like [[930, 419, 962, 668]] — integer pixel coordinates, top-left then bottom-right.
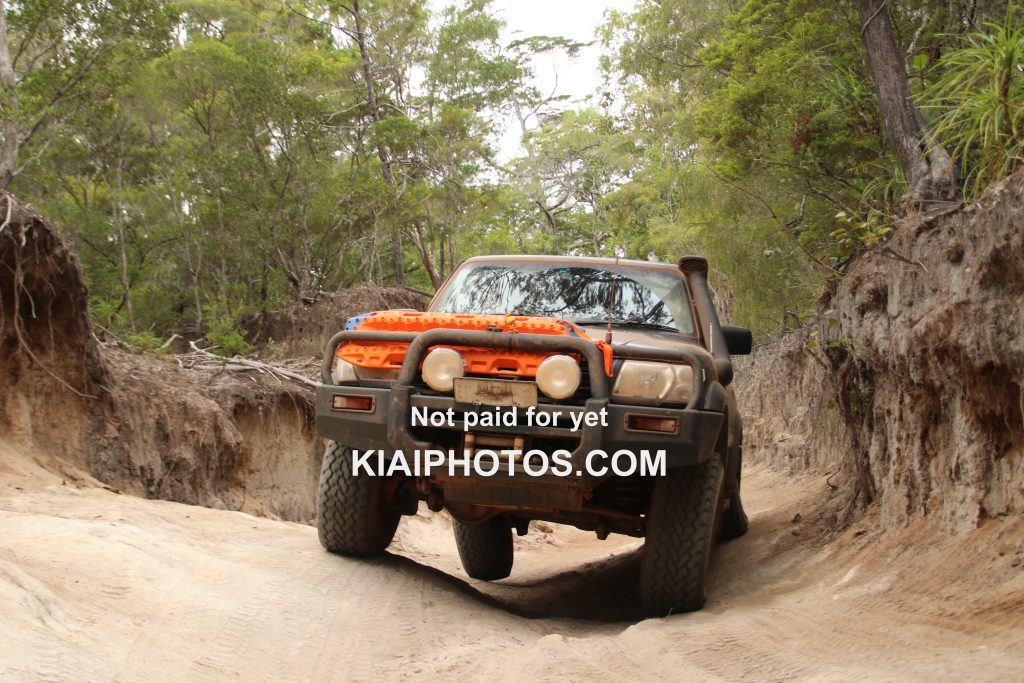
[[598, 0, 1017, 336], [9, 0, 537, 334], [831, 211, 892, 253], [5, 0, 1020, 344], [125, 331, 165, 354], [204, 317, 253, 358], [598, 0, 872, 333], [1, 0, 178, 183], [925, 20, 1024, 198], [428, 0, 521, 109], [90, 296, 128, 333], [505, 108, 635, 256]]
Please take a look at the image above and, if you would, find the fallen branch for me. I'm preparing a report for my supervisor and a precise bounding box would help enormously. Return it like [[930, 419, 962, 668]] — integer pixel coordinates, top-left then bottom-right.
[[186, 340, 318, 389], [158, 333, 180, 352]]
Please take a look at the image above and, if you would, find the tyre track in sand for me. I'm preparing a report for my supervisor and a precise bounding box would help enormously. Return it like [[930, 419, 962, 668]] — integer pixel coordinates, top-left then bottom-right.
[[1, 464, 1023, 681]]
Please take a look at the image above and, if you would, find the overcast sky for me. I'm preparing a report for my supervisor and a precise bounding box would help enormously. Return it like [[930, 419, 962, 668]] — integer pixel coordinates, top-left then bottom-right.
[[489, 0, 635, 104], [430, 0, 638, 160]]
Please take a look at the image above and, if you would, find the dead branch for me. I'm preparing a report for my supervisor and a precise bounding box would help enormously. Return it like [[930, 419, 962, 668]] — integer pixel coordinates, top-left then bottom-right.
[[185, 340, 317, 389], [158, 333, 180, 352]]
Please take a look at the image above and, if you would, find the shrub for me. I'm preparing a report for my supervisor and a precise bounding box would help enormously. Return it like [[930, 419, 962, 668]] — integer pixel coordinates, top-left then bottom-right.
[[125, 331, 165, 354], [205, 317, 253, 358], [926, 21, 1024, 198]]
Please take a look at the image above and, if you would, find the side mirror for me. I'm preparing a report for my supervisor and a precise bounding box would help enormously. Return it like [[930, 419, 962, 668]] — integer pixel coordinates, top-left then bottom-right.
[[722, 325, 752, 356]]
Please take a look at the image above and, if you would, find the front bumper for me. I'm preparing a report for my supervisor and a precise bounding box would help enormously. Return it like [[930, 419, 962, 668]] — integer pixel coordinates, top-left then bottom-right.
[[315, 328, 725, 509]]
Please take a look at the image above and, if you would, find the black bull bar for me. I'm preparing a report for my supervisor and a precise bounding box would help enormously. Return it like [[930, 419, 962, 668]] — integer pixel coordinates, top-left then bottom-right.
[[316, 327, 728, 518], [320, 328, 721, 451], [321, 328, 718, 404]]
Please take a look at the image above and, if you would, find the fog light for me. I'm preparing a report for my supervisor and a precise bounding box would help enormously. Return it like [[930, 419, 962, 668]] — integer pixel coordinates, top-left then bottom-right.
[[627, 415, 678, 433], [332, 395, 374, 411], [536, 354, 581, 400], [421, 347, 464, 392]]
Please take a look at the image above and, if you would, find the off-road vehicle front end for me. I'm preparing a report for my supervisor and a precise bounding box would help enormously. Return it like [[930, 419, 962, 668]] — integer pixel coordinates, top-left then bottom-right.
[[314, 255, 751, 614]]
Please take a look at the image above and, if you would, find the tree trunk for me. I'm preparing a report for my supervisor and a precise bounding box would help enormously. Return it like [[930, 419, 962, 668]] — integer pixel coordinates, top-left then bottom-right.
[[351, 0, 404, 285], [163, 179, 203, 328], [0, 0, 20, 190], [216, 192, 229, 306], [192, 264, 203, 328], [112, 157, 135, 332], [439, 231, 446, 277], [854, 0, 959, 207], [410, 222, 442, 289]]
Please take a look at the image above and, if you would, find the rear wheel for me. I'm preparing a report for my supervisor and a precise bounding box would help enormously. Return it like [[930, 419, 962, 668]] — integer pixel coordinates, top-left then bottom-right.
[[640, 456, 725, 615], [317, 441, 400, 556], [453, 516, 514, 580]]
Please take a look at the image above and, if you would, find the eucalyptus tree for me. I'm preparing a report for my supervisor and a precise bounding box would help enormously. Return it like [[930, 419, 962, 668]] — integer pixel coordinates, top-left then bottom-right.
[[0, 0, 175, 189], [599, 0, 1019, 335], [854, 0, 958, 206]]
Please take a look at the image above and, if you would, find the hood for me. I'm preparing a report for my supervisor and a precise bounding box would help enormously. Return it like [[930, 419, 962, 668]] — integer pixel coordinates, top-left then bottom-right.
[[574, 323, 702, 350]]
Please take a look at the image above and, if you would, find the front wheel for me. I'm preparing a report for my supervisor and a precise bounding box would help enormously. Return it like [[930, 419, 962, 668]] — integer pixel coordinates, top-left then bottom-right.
[[720, 448, 749, 540], [719, 489, 749, 540], [453, 516, 514, 580], [640, 456, 725, 615], [317, 441, 400, 557]]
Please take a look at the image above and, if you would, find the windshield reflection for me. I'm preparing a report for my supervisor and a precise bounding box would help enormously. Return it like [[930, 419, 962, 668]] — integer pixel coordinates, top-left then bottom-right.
[[432, 263, 694, 334]]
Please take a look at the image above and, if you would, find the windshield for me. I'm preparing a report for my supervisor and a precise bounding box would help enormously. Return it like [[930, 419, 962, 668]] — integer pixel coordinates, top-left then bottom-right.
[[431, 262, 695, 334]]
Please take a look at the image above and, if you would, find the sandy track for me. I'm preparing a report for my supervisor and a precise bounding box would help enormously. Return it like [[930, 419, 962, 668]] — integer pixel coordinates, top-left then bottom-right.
[[1, 444, 1022, 681]]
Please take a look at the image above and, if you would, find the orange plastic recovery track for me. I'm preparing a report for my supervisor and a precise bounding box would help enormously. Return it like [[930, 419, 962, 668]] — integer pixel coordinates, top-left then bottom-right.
[[336, 311, 614, 377]]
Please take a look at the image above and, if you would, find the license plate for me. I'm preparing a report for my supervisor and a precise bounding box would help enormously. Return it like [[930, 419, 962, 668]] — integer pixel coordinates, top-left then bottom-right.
[[453, 377, 538, 407]]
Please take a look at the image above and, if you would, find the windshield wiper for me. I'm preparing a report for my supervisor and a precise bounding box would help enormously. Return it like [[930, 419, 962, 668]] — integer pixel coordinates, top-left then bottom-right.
[[571, 320, 679, 333], [616, 321, 680, 332]]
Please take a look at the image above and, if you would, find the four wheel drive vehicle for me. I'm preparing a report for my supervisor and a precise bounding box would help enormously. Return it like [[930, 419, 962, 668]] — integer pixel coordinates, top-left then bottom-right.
[[314, 254, 752, 614]]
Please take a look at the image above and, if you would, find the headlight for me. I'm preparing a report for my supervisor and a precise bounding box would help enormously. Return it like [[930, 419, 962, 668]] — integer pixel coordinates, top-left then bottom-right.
[[536, 354, 581, 400], [421, 348, 464, 392], [611, 361, 693, 406], [332, 357, 358, 384]]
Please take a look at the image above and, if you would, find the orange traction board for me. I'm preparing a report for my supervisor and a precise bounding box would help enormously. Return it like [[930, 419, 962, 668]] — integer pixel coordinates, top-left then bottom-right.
[[336, 311, 614, 377]]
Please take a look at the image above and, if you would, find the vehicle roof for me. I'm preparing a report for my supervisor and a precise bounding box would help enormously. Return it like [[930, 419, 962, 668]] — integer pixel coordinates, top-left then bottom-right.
[[461, 254, 680, 272]]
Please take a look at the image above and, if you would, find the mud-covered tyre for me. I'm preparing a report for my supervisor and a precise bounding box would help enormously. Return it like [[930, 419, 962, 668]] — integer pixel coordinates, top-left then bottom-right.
[[317, 441, 400, 557], [719, 489, 749, 540], [453, 517, 514, 581], [640, 456, 725, 615]]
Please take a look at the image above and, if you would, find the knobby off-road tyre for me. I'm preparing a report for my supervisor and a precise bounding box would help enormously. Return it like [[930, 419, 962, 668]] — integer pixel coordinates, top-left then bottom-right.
[[640, 456, 725, 615], [453, 517, 514, 581], [317, 441, 400, 557]]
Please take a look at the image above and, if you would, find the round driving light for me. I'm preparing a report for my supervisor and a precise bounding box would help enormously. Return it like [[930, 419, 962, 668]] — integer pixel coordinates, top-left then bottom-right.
[[536, 354, 581, 400], [421, 348, 464, 392]]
